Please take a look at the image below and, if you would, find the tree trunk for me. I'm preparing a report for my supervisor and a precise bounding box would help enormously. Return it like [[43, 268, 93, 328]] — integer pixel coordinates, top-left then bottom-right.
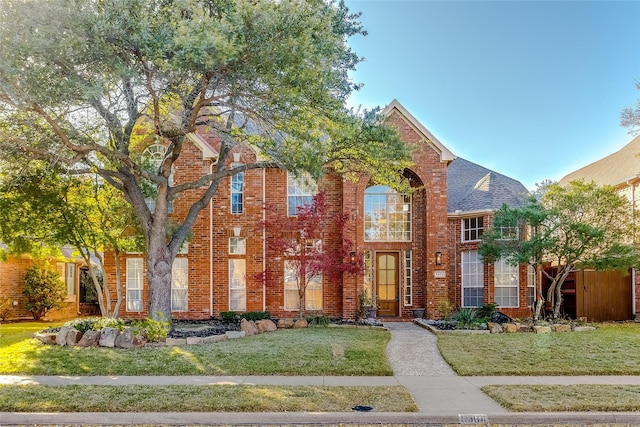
[[546, 265, 572, 319], [147, 230, 174, 321]]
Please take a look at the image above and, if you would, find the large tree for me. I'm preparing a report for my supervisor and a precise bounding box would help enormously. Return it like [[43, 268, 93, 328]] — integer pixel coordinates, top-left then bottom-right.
[[480, 181, 640, 319], [0, 0, 411, 320], [0, 163, 142, 318]]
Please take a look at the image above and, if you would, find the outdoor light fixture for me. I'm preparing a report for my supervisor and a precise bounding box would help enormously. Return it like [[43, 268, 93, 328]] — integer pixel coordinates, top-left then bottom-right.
[[435, 251, 442, 265], [350, 251, 356, 264]]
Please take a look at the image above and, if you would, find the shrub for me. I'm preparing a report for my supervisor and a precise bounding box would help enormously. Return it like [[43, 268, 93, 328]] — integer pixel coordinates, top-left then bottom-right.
[[0, 298, 14, 321], [453, 307, 479, 329], [131, 314, 170, 342], [241, 311, 270, 321], [477, 303, 496, 322], [220, 311, 240, 321], [22, 264, 67, 320], [437, 298, 454, 320], [63, 316, 124, 333], [306, 314, 331, 326]]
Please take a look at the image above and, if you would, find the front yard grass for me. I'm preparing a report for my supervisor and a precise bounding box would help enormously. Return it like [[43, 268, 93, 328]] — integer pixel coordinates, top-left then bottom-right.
[[483, 384, 640, 412], [0, 384, 417, 412], [0, 322, 392, 376], [437, 322, 640, 375]]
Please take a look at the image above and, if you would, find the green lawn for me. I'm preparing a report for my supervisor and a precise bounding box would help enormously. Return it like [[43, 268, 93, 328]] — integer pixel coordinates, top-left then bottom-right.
[[0, 322, 393, 376], [0, 384, 417, 412], [438, 322, 640, 376]]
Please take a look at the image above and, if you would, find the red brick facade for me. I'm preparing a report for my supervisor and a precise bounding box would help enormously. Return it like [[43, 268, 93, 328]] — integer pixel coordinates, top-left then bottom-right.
[[100, 101, 534, 321]]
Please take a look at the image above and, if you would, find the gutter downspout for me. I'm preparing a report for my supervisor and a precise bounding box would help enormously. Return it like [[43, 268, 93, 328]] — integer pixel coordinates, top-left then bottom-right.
[[262, 168, 267, 312]]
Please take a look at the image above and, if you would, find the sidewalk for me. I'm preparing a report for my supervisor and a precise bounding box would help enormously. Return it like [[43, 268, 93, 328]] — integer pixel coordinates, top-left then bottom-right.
[[2, 321, 640, 425]]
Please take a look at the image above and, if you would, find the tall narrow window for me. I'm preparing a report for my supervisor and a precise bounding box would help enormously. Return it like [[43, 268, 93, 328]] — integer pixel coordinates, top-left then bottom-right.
[[229, 259, 246, 311], [462, 217, 484, 242], [363, 251, 373, 302], [404, 250, 412, 305], [171, 258, 188, 312], [126, 258, 143, 312], [287, 172, 317, 216], [494, 258, 519, 307], [527, 265, 536, 307], [284, 260, 299, 310], [305, 274, 323, 311], [462, 251, 483, 307], [231, 168, 244, 214], [364, 185, 411, 241]]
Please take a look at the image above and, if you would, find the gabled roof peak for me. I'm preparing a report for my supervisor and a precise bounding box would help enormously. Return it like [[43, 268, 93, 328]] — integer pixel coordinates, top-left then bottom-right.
[[381, 99, 456, 162]]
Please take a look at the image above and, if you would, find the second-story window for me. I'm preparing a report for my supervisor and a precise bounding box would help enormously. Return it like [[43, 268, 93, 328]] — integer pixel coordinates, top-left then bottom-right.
[[142, 144, 173, 213], [287, 171, 317, 216], [462, 216, 484, 242], [231, 169, 244, 214]]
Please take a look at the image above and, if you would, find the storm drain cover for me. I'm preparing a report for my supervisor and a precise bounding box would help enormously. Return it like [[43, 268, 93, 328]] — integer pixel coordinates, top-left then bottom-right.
[[352, 405, 373, 412], [459, 414, 489, 424]]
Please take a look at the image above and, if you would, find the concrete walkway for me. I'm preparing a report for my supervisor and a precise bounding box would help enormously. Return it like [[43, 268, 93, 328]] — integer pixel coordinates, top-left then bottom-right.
[[2, 321, 640, 425]]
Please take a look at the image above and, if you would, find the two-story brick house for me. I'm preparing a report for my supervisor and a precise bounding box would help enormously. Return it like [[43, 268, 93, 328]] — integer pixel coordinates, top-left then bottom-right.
[[104, 100, 532, 321]]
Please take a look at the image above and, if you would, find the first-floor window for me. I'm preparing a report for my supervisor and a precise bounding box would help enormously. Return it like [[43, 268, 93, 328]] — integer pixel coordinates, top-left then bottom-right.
[[305, 274, 323, 311], [527, 264, 536, 307], [57, 262, 76, 296], [494, 258, 519, 307], [171, 258, 188, 312], [126, 258, 143, 312], [284, 260, 299, 310], [363, 251, 373, 301], [462, 251, 483, 307], [404, 250, 412, 305], [229, 259, 246, 311]]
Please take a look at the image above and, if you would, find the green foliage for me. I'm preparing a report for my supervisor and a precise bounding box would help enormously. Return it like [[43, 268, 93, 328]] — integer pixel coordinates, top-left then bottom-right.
[[220, 311, 240, 322], [477, 303, 496, 322], [357, 290, 371, 320], [0, 298, 14, 321], [22, 264, 67, 320], [131, 315, 171, 343], [452, 307, 479, 329], [240, 311, 271, 322], [0, 0, 412, 320], [436, 298, 454, 320], [63, 316, 125, 334], [306, 314, 331, 327]]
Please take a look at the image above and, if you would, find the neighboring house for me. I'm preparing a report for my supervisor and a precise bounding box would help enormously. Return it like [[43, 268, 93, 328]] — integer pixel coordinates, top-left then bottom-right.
[[558, 135, 640, 321], [0, 244, 99, 320], [103, 100, 531, 321]]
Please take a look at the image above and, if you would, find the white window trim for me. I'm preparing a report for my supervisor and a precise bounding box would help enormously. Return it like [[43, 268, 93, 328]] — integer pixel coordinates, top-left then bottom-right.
[[229, 237, 247, 255], [230, 164, 244, 214], [229, 259, 246, 312], [494, 258, 519, 308], [364, 186, 412, 242], [287, 172, 317, 217], [126, 258, 144, 312], [403, 250, 412, 306], [171, 257, 188, 312], [462, 216, 484, 242], [461, 250, 484, 307]]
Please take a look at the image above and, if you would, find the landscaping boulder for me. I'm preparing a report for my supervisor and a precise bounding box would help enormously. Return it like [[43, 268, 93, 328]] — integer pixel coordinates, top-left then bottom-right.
[[293, 319, 308, 329], [503, 323, 517, 333], [165, 337, 187, 346], [487, 322, 503, 334], [77, 330, 101, 347], [65, 328, 84, 346], [517, 324, 532, 333], [34, 332, 58, 345], [115, 328, 147, 349], [552, 324, 572, 333], [241, 318, 259, 336], [257, 319, 277, 333], [532, 325, 551, 334], [225, 330, 246, 339], [99, 327, 119, 348], [202, 334, 228, 344], [277, 318, 294, 329], [56, 326, 72, 346]]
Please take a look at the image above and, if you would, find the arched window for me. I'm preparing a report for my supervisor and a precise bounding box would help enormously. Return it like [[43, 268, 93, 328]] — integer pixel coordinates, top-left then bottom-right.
[[364, 185, 411, 241]]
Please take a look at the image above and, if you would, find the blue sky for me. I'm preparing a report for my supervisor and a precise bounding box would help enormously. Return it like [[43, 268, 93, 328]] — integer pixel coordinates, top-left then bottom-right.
[[344, 0, 640, 190]]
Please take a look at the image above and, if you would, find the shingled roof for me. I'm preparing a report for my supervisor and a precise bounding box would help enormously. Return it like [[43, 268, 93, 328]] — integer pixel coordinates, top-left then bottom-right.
[[447, 157, 529, 213], [559, 135, 640, 186]]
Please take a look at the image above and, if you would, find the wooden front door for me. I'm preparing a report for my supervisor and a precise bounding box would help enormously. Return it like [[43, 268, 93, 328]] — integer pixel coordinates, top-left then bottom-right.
[[376, 252, 399, 317]]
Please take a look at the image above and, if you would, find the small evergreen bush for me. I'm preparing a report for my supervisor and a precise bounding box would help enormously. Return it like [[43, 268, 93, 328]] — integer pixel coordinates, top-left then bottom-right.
[[220, 311, 240, 321], [23, 264, 67, 320], [131, 314, 170, 342], [241, 311, 270, 321], [0, 298, 14, 321]]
